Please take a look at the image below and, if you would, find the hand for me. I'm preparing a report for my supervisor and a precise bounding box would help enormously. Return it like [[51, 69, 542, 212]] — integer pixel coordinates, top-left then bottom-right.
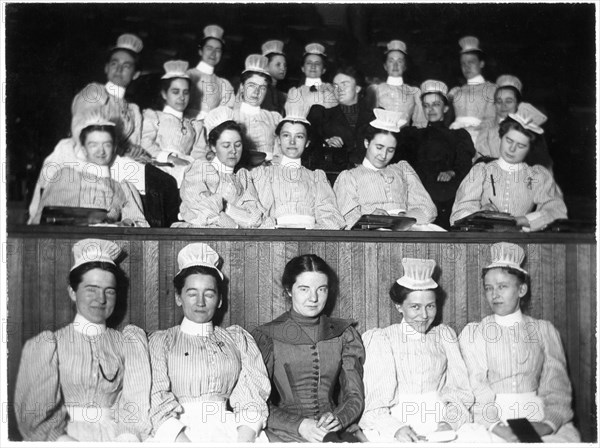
[[117, 218, 135, 227], [491, 423, 519, 443], [436, 421, 453, 432], [515, 215, 530, 228], [56, 434, 78, 442], [394, 425, 420, 442], [127, 144, 152, 163], [168, 154, 191, 167], [237, 425, 258, 442], [325, 136, 344, 148], [317, 412, 342, 432], [481, 199, 499, 212], [298, 418, 329, 443], [437, 170, 455, 182], [531, 421, 553, 437], [175, 430, 192, 442], [372, 208, 390, 216]]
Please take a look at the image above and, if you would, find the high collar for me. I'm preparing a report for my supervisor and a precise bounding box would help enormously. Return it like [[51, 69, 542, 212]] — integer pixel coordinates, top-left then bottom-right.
[[197, 60, 215, 75], [73, 313, 106, 336], [400, 319, 426, 339], [211, 156, 234, 174], [280, 155, 302, 167], [105, 81, 126, 99], [497, 157, 527, 172], [75, 161, 111, 179], [163, 105, 184, 119], [180, 318, 214, 336], [386, 76, 404, 87], [240, 101, 260, 115], [362, 157, 380, 171], [304, 77, 322, 87], [467, 75, 485, 85], [427, 120, 446, 129], [494, 308, 523, 327], [290, 308, 320, 326]]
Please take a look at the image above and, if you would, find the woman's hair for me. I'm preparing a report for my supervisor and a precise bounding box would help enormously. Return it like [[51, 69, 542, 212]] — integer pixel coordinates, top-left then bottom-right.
[[461, 49, 486, 63], [173, 265, 223, 296], [481, 266, 531, 310], [106, 48, 140, 71], [265, 52, 286, 64], [497, 116, 551, 167], [275, 119, 310, 136], [207, 120, 243, 148], [281, 254, 338, 300], [160, 76, 191, 97], [420, 91, 449, 107], [332, 65, 366, 89], [79, 124, 116, 147], [240, 70, 272, 86], [495, 85, 523, 105], [389, 283, 440, 305], [68, 261, 119, 291], [364, 125, 399, 146], [302, 52, 326, 68]]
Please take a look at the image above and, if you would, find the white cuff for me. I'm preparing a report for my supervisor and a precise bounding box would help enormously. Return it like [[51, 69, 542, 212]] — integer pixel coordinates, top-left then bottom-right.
[[236, 409, 265, 436], [153, 417, 185, 442], [156, 150, 174, 164]]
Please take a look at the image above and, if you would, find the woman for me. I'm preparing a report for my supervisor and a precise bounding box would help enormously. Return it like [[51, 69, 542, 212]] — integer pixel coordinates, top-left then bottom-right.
[[333, 108, 438, 230], [458, 242, 581, 442], [400, 80, 475, 229], [475, 75, 522, 160], [260, 40, 287, 116], [141, 60, 208, 187], [250, 103, 345, 229], [177, 107, 264, 228], [186, 25, 235, 119], [450, 103, 567, 231], [149, 243, 270, 442], [360, 257, 474, 442], [365, 40, 427, 128], [231, 54, 283, 161], [448, 36, 497, 145], [29, 111, 149, 227], [251, 254, 365, 442], [15, 239, 152, 441]]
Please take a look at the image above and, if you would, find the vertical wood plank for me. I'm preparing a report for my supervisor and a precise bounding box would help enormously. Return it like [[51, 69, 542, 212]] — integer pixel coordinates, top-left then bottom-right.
[[272, 242, 287, 318], [452, 244, 468, 333], [377, 242, 391, 329], [7, 238, 23, 408], [576, 244, 592, 441], [364, 242, 379, 331], [540, 244, 555, 323], [53, 239, 73, 329], [526, 243, 542, 319], [39, 239, 56, 332], [244, 241, 259, 331], [466, 244, 481, 324], [351, 243, 365, 332], [229, 241, 245, 327], [142, 241, 159, 332], [552, 244, 567, 339], [325, 242, 340, 317], [257, 242, 273, 324], [389, 243, 404, 326], [564, 244, 579, 408], [338, 242, 353, 321], [438, 243, 456, 332], [22, 239, 40, 342]]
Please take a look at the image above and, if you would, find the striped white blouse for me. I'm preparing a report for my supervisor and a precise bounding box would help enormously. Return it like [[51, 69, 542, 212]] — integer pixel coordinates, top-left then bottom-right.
[[334, 161, 437, 228], [360, 322, 474, 438], [15, 320, 152, 441], [475, 123, 501, 159], [370, 83, 427, 128], [458, 314, 575, 433], [450, 159, 567, 230], [232, 104, 282, 159], [149, 322, 270, 440]]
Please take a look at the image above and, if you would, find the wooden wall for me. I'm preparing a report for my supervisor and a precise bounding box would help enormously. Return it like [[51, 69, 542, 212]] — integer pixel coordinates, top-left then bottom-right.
[[5, 226, 597, 442]]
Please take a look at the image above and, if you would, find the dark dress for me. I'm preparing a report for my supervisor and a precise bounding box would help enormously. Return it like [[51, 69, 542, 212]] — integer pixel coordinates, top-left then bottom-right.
[[251, 310, 365, 442], [400, 121, 475, 228], [261, 83, 287, 116]]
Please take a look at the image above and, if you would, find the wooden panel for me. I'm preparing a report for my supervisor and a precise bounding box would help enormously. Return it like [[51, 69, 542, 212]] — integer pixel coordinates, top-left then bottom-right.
[[22, 239, 39, 344], [257, 242, 274, 325], [376, 243, 391, 329], [244, 241, 259, 331], [338, 242, 354, 324], [364, 243, 379, 332], [351, 243, 365, 332], [577, 244, 593, 442], [54, 239, 74, 327], [540, 244, 555, 323], [143, 241, 160, 332]]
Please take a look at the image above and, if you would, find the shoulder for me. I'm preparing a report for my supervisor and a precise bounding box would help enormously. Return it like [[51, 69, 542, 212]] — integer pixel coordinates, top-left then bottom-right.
[[323, 315, 358, 340], [148, 326, 178, 348], [433, 323, 459, 342], [142, 108, 160, 120], [361, 326, 389, 349], [122, 324, 148, 340]]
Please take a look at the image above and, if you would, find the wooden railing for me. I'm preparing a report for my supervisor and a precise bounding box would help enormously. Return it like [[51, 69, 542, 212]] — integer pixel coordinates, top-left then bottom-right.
[[5, 225, 597, 442]]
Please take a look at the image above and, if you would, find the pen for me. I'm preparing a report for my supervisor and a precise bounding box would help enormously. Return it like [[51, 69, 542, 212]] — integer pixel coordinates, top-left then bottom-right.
[[490, 175, 496, 196]]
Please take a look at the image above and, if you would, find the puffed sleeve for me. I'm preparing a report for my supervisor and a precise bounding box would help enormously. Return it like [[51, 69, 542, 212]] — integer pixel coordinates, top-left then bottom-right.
[[220, 78, 236, 109], [15, 331, 68, 441], [117, 325, 152, 440], [251, 327, 305, 434], [71, 83, 108, 118], [475, 126, 496, 159], [458, 322, 500, 429], [313, 169, 345, 230], [190, 120, 209, 160], [128, 104, 143, 147], [411, 87, 428, 129], [452, 129, 476, 180], [333, 326, 365, 429], [480, 83, 497, 128], [117, 180, 150, 227], [251, 167, 277, 229], [148, 330, 186, 442], [333, 169, 362, 229], [359, 328, 405, 439], [227, 326, 271, 435], [536, 321, 574, 433], [140, 109, 171, 162], [225, 169, 264, 228], [179, 160, 237, 228], [450, 162, 487, 224], [437, 325, 474, 430], [525, 166, 568, 231], [398, 161, 437, 224]]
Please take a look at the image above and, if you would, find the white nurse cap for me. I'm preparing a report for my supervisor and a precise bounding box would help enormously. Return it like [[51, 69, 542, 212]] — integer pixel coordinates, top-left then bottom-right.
[[242, 54, 270, 76], [177, 243, 223, 279], [396, 258, 438, 290], [508, 102, 547, 134], [71, 239, 120, 271], [162, 60, 190, 80], [262, 40, 285, 56], [369, 108, 407, 133], [486, 242, 528, 274], [112, 33, 143, 54]]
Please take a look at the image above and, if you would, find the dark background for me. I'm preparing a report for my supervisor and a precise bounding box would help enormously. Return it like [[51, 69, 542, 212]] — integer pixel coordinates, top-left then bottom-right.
[[5, 2, 596, 219]]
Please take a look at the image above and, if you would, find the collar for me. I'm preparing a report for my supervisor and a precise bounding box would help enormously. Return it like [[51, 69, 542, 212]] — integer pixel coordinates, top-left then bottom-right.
[[362, 158, 380, 171], [240, 101, 261, 115], [197, 60, 215, 75], [280, 155, 301, 167], [427, 120, 446, 128], [497, 157, 527, 172], [105, 81, 126, 99], [180, 318, 214, 336], [73, 313, 106, 336], [211, 156, 234, 174], [400, 319, 426, 339], [304, 77, 322, 87], [163, 105, 184, 119], [74, 162, 111, 178], [386, 76, 404, 86], [258, 312, 355, 344], [494, 309, 524, 327], [467, 75, 485, 85]]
